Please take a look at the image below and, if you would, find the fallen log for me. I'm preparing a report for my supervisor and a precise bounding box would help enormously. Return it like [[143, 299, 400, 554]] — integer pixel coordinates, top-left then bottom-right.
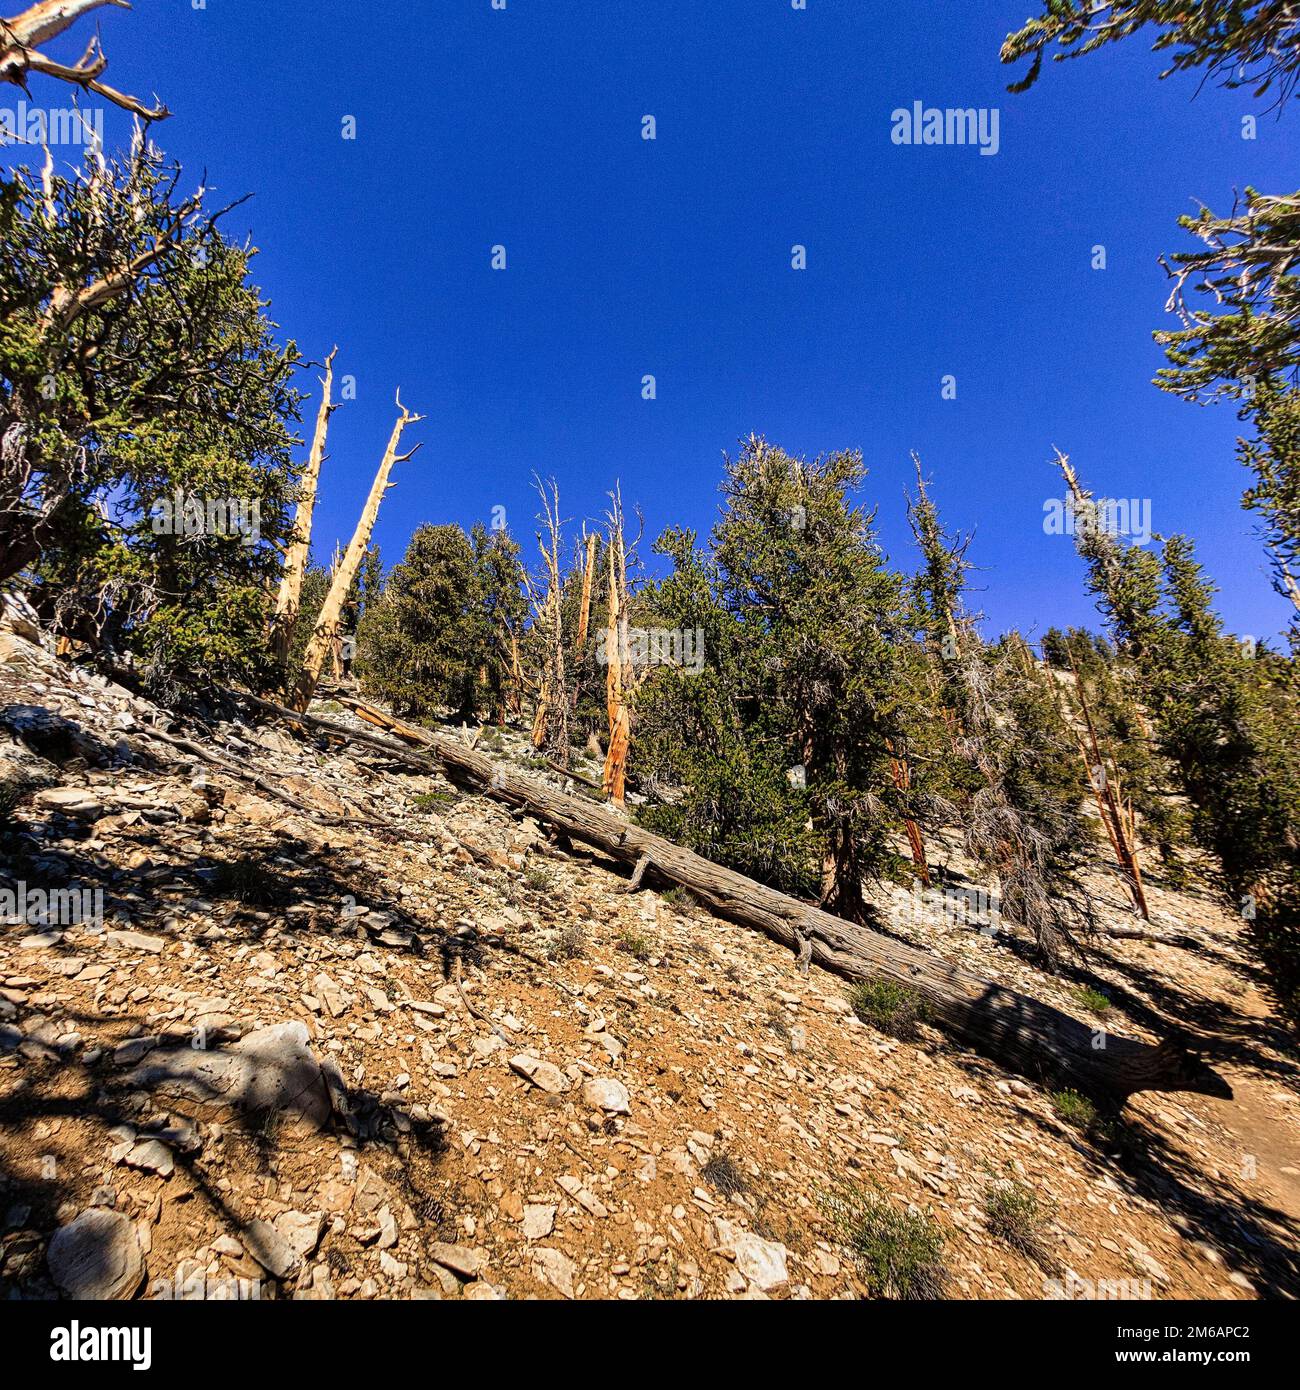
[[333, 695, 434, 747], [136, 722, 383, 832], [234, 689, 1231, 1104]]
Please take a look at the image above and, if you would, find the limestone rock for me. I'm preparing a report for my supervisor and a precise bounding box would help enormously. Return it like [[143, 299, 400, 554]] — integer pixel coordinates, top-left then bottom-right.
[[121, 1020, 332, 1130], [581, 1077, 630, 1115], [509, 1053, 568, 1095], [532, 1245, 577, 1298], [242, 1218, 301, 1279], [522, 1204, 556, 1240], [428, 1242, 487, 1280], [714, 1219, 789, 1292], [47, 1209, 146, 1300], [274, 1210, 325, 1261], [33, 786, 104, 819]]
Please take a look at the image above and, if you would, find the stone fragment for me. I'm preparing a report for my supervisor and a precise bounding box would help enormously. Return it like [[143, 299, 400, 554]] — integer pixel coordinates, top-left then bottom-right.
[[580, 1077, 630, 1114], [242, 1219, 300, 1279], [47, 1209, 145, 1300], [522, 1204, 556, 1240], [532, 1245, 576, 1298], [428, 1242, 487, 1279], [509, 1053, 568, 1094], [121, 1020, 332, 1130]]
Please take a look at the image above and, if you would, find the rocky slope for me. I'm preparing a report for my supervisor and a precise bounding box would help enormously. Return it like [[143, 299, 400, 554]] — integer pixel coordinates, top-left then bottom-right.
[[1, 618, 1297, 1301]]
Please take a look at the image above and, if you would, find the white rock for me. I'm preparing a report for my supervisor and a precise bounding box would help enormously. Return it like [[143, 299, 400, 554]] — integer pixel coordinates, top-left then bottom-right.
[[34, 787, 103, 818], [714, 1219, 788, 1292], [532, 1246, 576, 1298], [106, 930, 166, 954], [121, 1020, 332, 1130], [242, 1219, 300, 1279], [522, 1204, 556, 1240], [558, 1174, 609, 1218], [581, 1077, 630, 1114], [509, 1053, 568, 1094], [125, 1139, 174, 1177], [428, 1243, 487, 1279], [47, 1209, 145, 1300], [274, 1210, 325, 1260]]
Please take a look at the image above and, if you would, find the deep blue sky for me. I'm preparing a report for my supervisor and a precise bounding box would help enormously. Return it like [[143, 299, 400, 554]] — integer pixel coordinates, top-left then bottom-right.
[[11, 0, 1297, 642]]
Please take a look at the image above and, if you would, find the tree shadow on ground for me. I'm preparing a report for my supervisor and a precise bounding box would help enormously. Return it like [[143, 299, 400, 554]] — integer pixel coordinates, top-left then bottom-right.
[[1013, 1102, 1300, 1300], [0, 1006, 449, 1299]]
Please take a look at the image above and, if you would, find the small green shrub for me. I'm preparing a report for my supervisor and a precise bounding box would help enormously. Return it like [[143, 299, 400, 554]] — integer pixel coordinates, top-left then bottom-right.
[[984, 1179, 1058, 1270], [523, 863, 555, 894], [1072, 985, 1111, 1015], [848, 978, 929, 1040], [547, 922, 587, 961], [412, 789, 456, 813], [618, 926, 653, 961], [822, 1183, 947, 1299], [1051, 1089, 1098, 1131]]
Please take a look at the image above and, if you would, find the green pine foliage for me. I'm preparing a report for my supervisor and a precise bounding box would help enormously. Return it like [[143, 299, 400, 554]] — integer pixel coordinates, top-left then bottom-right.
[[908, 470, 1090, 965], [1042, 626, 1189, 871], [1, 140, 303, 695], [633, 440, 912, 917], [1001, 3, 1300, 101], [1062, 461, 1300, 1025], [1238, 384, 1300, 627], [357, 523, 525, 724]]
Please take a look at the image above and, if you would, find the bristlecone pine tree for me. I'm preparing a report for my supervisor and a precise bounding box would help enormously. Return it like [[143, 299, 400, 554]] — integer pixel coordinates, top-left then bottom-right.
[[632, 525, 820, 898], [525, 477, 572, 766], [1003, 2, 1300, 632], [908, 461, 1091, 966], [1042, 626, 1189, 883], [635, 438, 912, 923], [271, 348, 339, 675], [357, 523, 525, 724], [1001, 2, 1300, 102], [291, 395, 421, 712], [2, 133, 303, 696], [1058, 451, 1300, 1027]]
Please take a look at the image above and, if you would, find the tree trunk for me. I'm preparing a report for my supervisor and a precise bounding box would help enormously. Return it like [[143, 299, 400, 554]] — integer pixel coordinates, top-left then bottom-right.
[[507, 633, 524, 720], [238, 689, 1233, 1105], [1063, 645, 1150, 920], [271, 347, 337, 673], [886, 738, 930, 886], [290, 395, 421, 712], [601, 490, 631, 806], [528, 478, 569, 765], [575, 532, 598, 651]]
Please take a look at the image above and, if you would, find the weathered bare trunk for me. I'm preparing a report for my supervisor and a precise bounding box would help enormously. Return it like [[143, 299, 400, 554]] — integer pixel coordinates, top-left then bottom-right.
[[526, 477, 569, 764], [601, 488, 632, 806], [1272, 549, 1300, 617], [507, 633, 524, 720], [1067, 648, 1150, 919], [575, 531, 598, 651], [886, 738, 930, 887], [290, 395, 422, 712], [238, 689, 1232, 1105], [271, 348, 337, 673]]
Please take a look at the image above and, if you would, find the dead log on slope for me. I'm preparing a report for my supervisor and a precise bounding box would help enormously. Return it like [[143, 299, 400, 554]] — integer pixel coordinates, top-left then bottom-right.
[[232, 688, 1232, 1105]]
